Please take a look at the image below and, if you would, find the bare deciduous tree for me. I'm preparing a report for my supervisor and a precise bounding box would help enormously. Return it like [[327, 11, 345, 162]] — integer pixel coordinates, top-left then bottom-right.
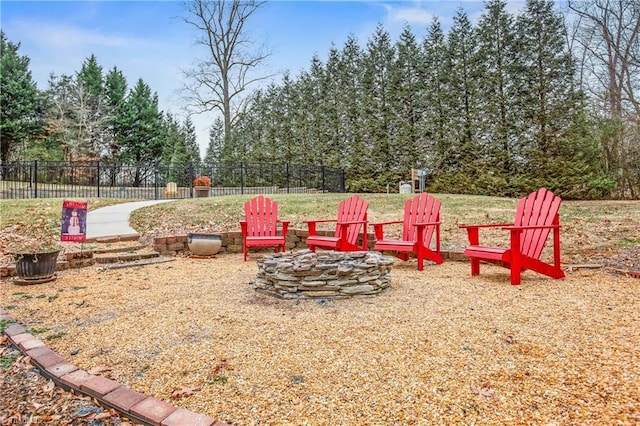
[[181, 0, 272, 148], [568, 0, 640, 197]]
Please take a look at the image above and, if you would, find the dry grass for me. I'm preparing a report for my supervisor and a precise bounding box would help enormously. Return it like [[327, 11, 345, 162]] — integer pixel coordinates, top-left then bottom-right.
[[130, 194, 640, 264], [2, 254, 639, 425]]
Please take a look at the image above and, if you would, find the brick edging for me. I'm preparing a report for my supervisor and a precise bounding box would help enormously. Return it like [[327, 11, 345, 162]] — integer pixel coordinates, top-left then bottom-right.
[[0, 308, 229, 426]]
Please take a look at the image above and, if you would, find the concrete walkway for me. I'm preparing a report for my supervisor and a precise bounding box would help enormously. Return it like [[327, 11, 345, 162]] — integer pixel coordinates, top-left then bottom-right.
[[86, 199, 175, 239]]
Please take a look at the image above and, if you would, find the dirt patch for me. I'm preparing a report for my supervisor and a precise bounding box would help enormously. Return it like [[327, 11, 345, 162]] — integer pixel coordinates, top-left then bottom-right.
[[2, 254, 639, 425]]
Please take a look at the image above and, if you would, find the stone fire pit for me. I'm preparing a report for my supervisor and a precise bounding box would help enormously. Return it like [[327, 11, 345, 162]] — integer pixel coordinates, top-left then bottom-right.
[[252, 250, 395, 299]]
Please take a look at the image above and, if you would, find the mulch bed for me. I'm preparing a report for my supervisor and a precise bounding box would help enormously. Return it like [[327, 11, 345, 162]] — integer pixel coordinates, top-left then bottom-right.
[[2, 248, 639, 425], [597, 246, 640, 278]]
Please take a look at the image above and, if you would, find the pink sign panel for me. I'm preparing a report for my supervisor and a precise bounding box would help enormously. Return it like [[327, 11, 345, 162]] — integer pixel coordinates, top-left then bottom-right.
[[61, 200, 87, 242]]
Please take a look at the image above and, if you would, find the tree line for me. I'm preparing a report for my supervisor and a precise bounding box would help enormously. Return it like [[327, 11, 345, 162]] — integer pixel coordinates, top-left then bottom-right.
[[1, 0, 638, 199], [217, 0, 638, 199], [0, 38, 203, 186]]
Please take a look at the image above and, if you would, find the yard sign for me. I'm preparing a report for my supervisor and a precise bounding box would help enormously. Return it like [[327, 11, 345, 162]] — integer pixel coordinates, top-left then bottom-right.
[[61, 200, 87, 242]]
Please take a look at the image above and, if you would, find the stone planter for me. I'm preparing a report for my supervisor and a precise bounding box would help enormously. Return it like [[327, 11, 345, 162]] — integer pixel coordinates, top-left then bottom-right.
[[187, 233, 222, 257], [11, 250, 61, 284], [194, 186, 210, 198]]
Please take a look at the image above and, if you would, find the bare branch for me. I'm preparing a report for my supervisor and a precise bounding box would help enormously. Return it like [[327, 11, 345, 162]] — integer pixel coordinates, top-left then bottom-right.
[[180, 0, 273, 145]]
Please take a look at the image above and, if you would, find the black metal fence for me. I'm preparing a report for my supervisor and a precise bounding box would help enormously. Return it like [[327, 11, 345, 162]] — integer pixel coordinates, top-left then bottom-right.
[[0, 161, 345, 200]]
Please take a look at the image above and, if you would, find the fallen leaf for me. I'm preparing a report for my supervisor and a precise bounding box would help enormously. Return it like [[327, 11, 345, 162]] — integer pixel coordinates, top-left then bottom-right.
[[87, 365, 112, 375], [42, 380, 55, 393], [171, 385, 201, 399], [501, 331, 515, 344], [472, 382, 496, 399]]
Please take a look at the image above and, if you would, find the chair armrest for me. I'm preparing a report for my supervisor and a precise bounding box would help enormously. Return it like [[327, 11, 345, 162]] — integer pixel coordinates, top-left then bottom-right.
[[459, 223, 513, 229], [304, 219, 336, 235], [501, 224, 560, 231], [371, 220, 403, 227], [459, 223, 513, 246], [239, 220, 247, 235], [371, 220, 402, 240], [304, 219, 337, 224]]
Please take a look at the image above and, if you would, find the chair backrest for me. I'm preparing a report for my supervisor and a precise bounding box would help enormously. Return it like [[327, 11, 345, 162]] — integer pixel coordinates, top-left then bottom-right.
[[514, 188, 562, 259], [244, 195, 280, 237], [335, 194, 368, 244], [402, 193, 440, 244]]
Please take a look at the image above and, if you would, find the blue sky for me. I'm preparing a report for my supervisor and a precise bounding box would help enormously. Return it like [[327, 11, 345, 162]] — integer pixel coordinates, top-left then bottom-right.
[[1, 1, 524, 154]]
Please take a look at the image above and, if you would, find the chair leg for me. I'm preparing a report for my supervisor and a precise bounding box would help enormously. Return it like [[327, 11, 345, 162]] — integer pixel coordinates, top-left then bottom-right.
[[417, 254, 424, 271], [510, 265, 521, 285], [470, 258, 480, 276]]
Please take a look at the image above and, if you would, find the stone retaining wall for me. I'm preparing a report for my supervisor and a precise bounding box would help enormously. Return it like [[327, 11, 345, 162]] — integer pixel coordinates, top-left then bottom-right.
[[152, 229, 377, 255]]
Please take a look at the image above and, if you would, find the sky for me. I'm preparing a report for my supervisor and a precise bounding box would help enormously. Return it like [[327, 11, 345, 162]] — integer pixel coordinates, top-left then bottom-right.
[[1, 0, 525, 155]]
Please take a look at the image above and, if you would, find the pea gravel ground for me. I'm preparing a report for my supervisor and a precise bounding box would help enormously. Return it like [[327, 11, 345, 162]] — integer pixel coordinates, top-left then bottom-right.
[[2, 254, 639, 425]]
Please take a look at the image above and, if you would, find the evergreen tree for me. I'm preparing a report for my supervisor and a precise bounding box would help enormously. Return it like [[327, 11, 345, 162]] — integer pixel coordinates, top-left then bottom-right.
[[445, 9, 482, 193], [0, 31, 45, 163], [420, 18, 452, 187], [515, 0, 587, 194], [204, 118, 224, 165], [182, 117, 201, 167], [119, 79, 164, 184], [160, 114, 181, 167], [475, 0, 520, 194], [392, 25, 423, 181], [336, 36, 365, 174], [104, 67, 128, 161], [168, 124, 189, 185], [77, 54, 104, 100], [74, 55, 110, 157], [359, 24, 396, 191], [299, 55, 331, 165]]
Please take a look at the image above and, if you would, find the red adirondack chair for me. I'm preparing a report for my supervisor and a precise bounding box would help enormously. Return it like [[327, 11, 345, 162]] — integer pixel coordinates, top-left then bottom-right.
[[373, 193, 443, 271], [240, 195, 289, 261], [305, 194, 369, 252], [459, 188, 565, 285]]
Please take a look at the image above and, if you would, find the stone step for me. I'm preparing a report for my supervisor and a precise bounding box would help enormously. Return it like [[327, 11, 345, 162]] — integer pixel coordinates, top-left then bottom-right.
[[93, 246, 160, 264], [92, 243, 149, 255]]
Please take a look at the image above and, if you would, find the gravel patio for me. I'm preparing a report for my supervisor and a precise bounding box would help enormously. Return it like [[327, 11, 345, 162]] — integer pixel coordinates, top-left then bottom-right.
[[1, 253, 638, 425]]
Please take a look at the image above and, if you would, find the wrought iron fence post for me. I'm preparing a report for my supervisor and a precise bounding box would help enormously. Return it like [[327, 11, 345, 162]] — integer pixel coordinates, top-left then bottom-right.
[[240, 162, 244, 194], [286, 162, 290, 193], [154, 161, 159, 200], [188, 160, 194, 198], [97, 161, 101, 198], [33, 160, 38, 198], [321, 165, 326, 192]]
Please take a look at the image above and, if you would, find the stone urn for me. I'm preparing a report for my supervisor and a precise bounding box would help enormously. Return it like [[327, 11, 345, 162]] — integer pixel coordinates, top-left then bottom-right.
[[187, 233, 222, 257]]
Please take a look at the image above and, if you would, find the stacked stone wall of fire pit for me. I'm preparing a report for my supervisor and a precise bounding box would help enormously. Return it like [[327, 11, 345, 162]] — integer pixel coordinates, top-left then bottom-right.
[[252, 250, 395, 299]]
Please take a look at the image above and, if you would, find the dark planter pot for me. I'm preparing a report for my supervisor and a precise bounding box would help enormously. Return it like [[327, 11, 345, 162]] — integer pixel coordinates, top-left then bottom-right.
[[12, 250, 61, 284], [187, 233, 222, 257]]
